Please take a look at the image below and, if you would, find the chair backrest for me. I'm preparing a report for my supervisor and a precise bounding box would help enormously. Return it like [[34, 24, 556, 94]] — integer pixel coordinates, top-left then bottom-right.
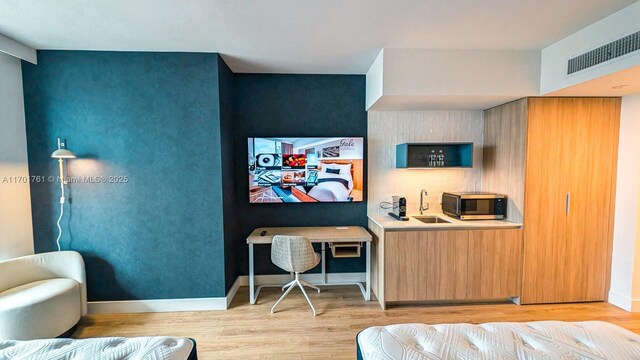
[[0, 251, 87, 315], [271, 235, 316, 273]]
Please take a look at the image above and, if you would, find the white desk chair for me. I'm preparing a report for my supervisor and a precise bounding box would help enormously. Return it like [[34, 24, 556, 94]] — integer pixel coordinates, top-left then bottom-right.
[[270, 235, 321, 316]]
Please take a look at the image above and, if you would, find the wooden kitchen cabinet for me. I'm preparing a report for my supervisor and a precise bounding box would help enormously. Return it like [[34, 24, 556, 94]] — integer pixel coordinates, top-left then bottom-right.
[[564, 99, 620, 303], [376, 228, 523, 305], [484, 98, 620, 304], [467, 229, 522, 299], [385, 230, 469, 302], [523, 98, 619, 304]]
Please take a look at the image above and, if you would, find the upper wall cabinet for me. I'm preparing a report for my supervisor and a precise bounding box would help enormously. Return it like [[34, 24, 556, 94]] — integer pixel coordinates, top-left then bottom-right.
[[396, 143, 473, 169]]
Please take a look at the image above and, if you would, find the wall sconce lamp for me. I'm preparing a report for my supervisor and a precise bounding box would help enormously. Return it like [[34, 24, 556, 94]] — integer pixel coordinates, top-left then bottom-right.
[[51, 138, 76, 251]]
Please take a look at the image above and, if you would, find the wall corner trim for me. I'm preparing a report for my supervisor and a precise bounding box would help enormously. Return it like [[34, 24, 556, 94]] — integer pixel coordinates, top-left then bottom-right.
[[608, 290, 640, 312], [226, 276, 241, 308], [0, 34, 37, 64]]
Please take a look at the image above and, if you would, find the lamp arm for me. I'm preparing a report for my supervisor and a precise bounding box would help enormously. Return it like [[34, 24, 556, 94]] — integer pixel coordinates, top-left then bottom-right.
[[55, 158, 67, 251], [58, 158, 65, 198]]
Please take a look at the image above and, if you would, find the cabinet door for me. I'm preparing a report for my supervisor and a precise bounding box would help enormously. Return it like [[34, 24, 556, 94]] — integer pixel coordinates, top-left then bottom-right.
[[467, 229, 522, 299], [564, 98, 620, 302], [521, 98, 620, 304], [521, 98, 573, 304], [385, 230, 468, 302]]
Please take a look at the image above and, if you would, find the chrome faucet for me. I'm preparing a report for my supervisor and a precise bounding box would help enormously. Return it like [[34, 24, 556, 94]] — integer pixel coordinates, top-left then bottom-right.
[[419, 189, 429, 214]]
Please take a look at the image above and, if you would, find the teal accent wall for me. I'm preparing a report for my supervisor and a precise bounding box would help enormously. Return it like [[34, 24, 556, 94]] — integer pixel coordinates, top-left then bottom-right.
[[22, 52, 367, 300], [23, 51, 229, 300], [232, 74, 367, 275], [217, 57, 240, 293]]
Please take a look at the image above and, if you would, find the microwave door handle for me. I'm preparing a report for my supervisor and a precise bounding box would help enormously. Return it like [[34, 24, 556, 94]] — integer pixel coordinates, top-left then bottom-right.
[[565, 192, 571, 215]]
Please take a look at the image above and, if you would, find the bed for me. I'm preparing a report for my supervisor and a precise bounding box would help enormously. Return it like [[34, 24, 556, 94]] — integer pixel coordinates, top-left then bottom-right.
[[0, 336, 197, 360], [357, 321, 640, 360], [296, 162, 354, 202]]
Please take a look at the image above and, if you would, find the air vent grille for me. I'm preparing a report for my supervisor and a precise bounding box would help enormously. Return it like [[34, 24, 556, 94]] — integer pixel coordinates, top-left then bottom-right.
[[567, 31, 640, 75]]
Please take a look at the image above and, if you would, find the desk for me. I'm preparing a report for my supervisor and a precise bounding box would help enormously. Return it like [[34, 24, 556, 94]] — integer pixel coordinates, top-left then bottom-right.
[[246, 226, 373, 304]]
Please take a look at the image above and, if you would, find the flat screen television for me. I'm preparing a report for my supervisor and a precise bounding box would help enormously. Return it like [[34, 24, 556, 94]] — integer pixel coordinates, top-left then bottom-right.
[[248, 137, 364, 203]]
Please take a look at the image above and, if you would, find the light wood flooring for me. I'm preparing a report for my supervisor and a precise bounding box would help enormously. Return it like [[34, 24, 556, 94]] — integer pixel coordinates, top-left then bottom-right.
[[74, 286, 640, 359]]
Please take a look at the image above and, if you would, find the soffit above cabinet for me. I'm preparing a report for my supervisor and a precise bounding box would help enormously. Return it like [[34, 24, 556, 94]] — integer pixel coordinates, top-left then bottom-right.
[[365, 48, 541, 111]]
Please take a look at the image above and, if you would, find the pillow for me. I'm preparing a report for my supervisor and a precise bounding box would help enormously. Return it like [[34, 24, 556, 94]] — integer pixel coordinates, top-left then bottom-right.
[[326, 168, 341, 174], [323, 163, 352, 175]]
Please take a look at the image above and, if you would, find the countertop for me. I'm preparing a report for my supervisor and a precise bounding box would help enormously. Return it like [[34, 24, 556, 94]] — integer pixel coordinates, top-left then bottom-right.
[[368, 212, 523, 230]]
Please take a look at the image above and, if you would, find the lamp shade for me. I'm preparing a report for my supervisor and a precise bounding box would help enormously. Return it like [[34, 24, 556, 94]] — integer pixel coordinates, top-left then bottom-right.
[[51, 149, 76, 159]]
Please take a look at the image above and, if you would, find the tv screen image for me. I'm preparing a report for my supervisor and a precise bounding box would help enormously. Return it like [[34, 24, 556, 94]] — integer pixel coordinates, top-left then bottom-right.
[[248, 137, 364, 203]]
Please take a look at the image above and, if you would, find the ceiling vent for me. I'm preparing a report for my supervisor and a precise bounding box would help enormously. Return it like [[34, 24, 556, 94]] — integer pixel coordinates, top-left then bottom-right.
[[567, 31, 640, 75]]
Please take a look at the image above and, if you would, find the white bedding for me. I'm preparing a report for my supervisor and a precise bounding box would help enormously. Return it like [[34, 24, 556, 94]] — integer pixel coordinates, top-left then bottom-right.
[[305, 169, 353, 201], [357, 321, 640, 360], [0, 336, 194, 360]]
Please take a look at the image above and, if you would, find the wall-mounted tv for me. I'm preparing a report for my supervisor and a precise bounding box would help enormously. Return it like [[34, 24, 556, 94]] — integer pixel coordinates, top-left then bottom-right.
[[248, 137, 364, 203]]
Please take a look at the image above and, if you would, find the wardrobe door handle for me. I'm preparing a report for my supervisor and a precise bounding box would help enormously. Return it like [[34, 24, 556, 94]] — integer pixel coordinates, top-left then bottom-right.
[[565, 192, 571, 215]]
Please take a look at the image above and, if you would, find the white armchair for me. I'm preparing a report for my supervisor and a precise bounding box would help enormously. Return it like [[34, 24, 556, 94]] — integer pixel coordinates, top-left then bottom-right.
[[0, 251, 87, 340]]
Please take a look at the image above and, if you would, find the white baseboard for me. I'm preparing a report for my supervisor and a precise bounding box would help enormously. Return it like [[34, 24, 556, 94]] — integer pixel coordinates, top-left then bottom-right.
[[237, 272, 365, 286], [608, 290, 640, 312], [88, 297, 228, 314], [87, 273, 364, 314], [88, 277, 242, 314]]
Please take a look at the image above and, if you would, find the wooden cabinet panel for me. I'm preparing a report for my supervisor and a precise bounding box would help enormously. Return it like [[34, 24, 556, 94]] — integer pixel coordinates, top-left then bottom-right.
[[467, 229, 522, 299], [521, 98, 572, 304], [564, 98, 620, 302], [521, 98, 620, 304], [485, 97, 620, 305], [483, 99, 528, 223], [385, 230, 468, 302]]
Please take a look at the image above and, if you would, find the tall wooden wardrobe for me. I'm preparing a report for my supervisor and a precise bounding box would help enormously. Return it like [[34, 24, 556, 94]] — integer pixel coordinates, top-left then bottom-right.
[[483, 97, 621, 304]]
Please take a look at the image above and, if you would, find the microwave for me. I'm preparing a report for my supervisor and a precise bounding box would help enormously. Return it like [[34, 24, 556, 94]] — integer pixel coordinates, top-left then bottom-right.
[[442, 192, 507, 220]]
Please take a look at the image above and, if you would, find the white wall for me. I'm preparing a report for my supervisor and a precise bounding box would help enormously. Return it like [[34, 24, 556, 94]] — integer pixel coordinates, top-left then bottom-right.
[[540, 1, 640, 95], [609, 93, 640, 311], [367, 110, 483, 215], [0, 33, 37, 64], [365, 49, 384, 110], [0, 51, 34, 260]]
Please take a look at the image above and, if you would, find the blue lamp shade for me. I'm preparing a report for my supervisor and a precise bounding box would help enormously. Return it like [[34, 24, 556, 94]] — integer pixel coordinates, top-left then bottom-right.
[[51, 149, 76, 159]]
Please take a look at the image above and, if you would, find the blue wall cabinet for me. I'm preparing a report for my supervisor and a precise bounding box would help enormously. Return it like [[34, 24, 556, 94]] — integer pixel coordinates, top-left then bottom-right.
[[396, 143, 474, 168]]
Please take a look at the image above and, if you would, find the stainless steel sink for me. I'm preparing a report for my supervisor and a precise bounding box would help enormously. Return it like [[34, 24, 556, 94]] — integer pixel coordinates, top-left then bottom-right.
[[412, 215, 451, 224]]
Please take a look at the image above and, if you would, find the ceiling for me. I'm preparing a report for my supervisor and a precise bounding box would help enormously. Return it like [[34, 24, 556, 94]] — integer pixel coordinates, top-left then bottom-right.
[[0, 0, 636, 74], [548, 65, 640, 97]]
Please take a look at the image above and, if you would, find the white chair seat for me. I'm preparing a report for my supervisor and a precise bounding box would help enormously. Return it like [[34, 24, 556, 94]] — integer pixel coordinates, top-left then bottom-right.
[[0, 251, 86, 341], [0, 279, 79, 309], [0, 278, 82, 340]]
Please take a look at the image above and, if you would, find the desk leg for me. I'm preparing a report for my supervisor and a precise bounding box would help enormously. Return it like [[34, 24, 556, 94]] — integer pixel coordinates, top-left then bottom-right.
[[249, 243, 256, 305], [322, 242, 327, 284], [366, 241, 371, 301]]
